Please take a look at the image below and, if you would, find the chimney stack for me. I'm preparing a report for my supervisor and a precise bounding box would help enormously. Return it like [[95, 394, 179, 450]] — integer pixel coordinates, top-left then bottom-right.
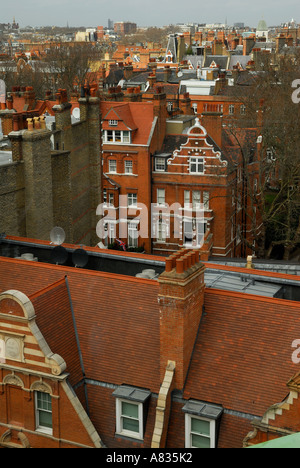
[[158, 249, 205, 389]]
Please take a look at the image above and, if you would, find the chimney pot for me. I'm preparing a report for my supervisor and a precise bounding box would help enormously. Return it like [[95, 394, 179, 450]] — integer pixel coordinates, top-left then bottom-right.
[[176, 258, 184, 274], [165, 257, 173, 272]]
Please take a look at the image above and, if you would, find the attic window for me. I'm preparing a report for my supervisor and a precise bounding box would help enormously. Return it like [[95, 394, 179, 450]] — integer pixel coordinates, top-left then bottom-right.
[[183, 400, 223, 448], [109, 120, 118, 126], [113, 386, 151, 441]]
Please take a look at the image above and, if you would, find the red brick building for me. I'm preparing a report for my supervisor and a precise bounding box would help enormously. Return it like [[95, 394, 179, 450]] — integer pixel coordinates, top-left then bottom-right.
[[0, 235, 300, 448]]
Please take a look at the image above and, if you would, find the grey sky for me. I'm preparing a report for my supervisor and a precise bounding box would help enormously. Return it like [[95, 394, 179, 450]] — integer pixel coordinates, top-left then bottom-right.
[[1, 0, 299, 28]]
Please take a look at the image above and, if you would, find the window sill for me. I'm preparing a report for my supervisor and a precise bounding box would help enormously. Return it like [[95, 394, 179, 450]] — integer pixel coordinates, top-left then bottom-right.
[[115, 432, 144, 443], [36, 426, 53, 435]]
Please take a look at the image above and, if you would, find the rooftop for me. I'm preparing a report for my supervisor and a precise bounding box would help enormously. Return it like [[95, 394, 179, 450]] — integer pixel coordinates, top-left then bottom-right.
[[1, 236, 299, 302]]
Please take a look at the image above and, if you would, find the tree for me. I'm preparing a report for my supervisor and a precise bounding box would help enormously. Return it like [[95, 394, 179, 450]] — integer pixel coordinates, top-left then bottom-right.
[[43, 43, 101, 96], [224, 50, 300, 260]]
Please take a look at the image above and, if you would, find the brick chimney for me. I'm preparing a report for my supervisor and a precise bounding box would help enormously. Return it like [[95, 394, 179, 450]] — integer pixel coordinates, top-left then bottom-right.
[[158, 249, 205, 390], [201, 106, 223, 148]]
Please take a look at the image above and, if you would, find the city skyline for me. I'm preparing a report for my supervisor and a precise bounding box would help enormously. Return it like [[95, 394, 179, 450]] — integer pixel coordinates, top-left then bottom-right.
[[0, 0, 299, 29]]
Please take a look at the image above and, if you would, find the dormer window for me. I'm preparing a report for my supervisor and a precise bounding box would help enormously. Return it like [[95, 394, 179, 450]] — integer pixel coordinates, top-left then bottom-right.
[[113, 385, 151, 441], [103, 130, 131, 144], [183, 400, 223, 448], [109, 120, 118, 126]]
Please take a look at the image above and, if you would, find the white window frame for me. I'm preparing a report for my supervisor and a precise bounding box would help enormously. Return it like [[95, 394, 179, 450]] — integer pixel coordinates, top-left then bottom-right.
[[157, 188, 165, 206], [192, 191, 201, 210], [185, 413, 216, 448], [108, 159, 117, 173], [189, 157, 204, 174], [124, 160, 133, 174], [229, 104, 235, 115], [127, 193, 137, 207], [155, 157, 166, 172], [35, 391, 53, 435], [157, 219, 168, 242], [116, 398, 143, 440], [104, 130, 131, 144], [109, 120, 118, 126], [184, 190, 191, 209], [128, 222, 138, 248]]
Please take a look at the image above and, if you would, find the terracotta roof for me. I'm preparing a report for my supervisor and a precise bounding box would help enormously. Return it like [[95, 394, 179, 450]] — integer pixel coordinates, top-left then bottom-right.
[[0, 256, 161, 392], [100, 101, 155, 146], [30, 278, 83, 387], [184, 287, 300, 416]]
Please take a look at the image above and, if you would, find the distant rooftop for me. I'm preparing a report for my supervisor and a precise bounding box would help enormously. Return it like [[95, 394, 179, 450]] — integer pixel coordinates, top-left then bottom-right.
[[1, 236, 300, 302]]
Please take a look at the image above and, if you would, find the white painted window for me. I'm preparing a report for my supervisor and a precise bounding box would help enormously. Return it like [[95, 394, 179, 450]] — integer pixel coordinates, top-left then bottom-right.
[[125, 160, 133, 174], [104, 130, 131, 143], [35, 391, 52, 434], [184, 190, 190, 208], [108, 159, 117, 173], [229, 104, 235, 115], [128, 222, 138, 248], [109, 120, 118, 126], [127, 193, 137, 207], [157, 188, 165, 205], [155, 157, 166, 172], [185, 414, 216, 448], [189, 157, 204, 174], [192, 191, 201, 210], [157, 219, 168, 242], [116, 399, 143, 439]]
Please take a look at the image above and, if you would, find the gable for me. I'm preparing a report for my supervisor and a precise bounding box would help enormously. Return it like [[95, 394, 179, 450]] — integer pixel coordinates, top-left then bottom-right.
[[0, 288, 66, 376]]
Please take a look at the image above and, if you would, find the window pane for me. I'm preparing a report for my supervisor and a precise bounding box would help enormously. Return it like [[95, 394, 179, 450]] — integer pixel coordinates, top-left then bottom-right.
[[192, 433, 210, 448], [115, 131, 121, 142], [191, 418, 210, 435], [122, 417, 139, 433], [123, 131, 130, 143], [125, 160, 133, 173], [39, 410, 52, 428], [37, 392, 52, 411], [109, 160, 116, 172], [155, 158, 165, 171], [122, 401, 139, 418]]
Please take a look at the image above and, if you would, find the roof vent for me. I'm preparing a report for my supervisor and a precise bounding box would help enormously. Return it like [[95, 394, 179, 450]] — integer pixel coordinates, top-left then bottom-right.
[[135, 269, 158, 279], [15, 253, 38, 262]]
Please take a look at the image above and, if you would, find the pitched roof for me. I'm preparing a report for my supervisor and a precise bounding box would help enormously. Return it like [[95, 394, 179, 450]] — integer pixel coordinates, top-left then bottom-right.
[[100, 101, 156, 146], [184, 287, 300, 416], [0, 256, 161, 392]]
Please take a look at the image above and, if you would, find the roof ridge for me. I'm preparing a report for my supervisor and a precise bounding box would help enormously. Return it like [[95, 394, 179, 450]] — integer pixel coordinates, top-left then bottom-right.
[[29, 276, 66, 301], [0, 256, 160, 286]]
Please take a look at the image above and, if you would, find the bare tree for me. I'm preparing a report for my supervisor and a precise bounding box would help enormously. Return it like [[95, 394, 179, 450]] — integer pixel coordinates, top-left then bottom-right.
[[224, 50, 300, 260]]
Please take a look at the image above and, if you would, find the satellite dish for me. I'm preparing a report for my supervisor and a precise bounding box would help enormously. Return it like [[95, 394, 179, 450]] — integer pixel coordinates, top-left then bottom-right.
[[50, 227, 66, 246], [51, 245, 68, 265], [72, 248, 88, 268], [177, 71, 183, 78], [72, 107, 80, 120]]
